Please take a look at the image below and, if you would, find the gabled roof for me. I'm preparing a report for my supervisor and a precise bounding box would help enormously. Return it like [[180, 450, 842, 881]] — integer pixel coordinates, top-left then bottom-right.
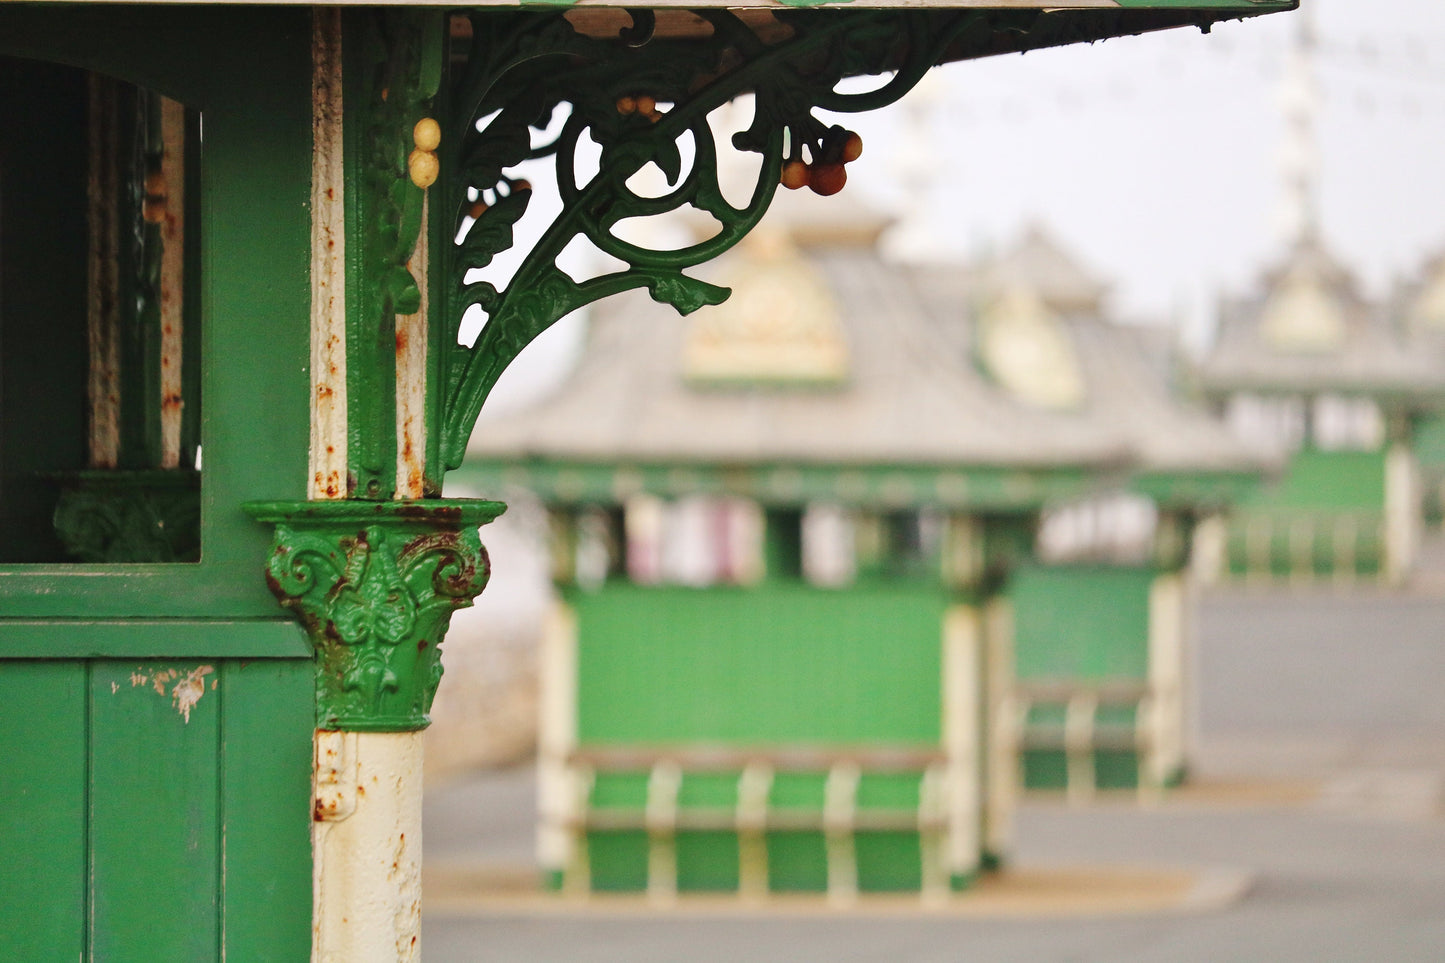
[[1197, 235, 1445, 399], [467, 217, 1261, 497]]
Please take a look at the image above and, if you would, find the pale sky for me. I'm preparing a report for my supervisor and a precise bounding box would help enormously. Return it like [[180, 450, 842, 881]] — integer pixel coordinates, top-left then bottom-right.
[[476, 0, 1445, 415]]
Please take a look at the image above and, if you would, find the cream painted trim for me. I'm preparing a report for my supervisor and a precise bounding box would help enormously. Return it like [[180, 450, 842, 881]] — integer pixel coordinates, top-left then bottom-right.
[[158, 96, 186, 469], [983, 597, 1016, 860], [310, 8, 348, 500], [396, 196, 429, 499], [941, 605, 981, 881]]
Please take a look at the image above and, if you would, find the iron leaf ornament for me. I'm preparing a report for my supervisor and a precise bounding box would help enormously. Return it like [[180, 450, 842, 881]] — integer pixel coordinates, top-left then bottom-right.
[[436, 9, 986, 471]]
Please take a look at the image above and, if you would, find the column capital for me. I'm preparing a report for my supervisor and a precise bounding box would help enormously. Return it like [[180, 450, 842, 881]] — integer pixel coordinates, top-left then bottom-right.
[[246, 498, 504, 731]]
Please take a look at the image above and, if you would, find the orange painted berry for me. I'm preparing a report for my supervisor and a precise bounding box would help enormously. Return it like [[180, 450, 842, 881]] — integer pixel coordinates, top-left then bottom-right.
[[780, 159, 810, 190], [841, 132, 863, 163], [635, 94, 656, 115], [616, 96, 636, 115], [808, 163, 847, 196]]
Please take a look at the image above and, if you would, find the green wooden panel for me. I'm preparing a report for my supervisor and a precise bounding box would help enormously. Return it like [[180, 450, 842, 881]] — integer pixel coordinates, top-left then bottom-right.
[[89, 660, 221, 963], [219, 659, 313, 963], [1243, 448, 1387, 511], [766, 831, 828, 892], [574, 583, 946, 744], [676, 832, 739, 892], [0, 662, 87, 963], [587, 831, 650, 892], [856, 831, 922, 893], [1011, 565, 1153, 682]]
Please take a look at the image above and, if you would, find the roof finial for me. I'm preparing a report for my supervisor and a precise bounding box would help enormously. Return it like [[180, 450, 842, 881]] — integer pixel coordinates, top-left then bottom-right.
[[1276, 2, 1321, 248]]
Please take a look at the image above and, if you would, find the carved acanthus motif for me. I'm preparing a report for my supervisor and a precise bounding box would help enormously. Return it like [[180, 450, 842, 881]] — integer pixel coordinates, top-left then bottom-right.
[[247, 500, 505, 731]]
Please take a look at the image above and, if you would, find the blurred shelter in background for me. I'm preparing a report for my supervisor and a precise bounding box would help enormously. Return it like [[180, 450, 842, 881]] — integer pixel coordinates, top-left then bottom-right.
[[455, 191, 1262, 897], [1193, 4, 1445, 586]]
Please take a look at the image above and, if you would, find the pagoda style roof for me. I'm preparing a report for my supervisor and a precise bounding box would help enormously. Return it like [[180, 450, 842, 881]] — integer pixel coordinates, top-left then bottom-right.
[[1197, 235, 1445, 401], [464, 213, 1260, 507]]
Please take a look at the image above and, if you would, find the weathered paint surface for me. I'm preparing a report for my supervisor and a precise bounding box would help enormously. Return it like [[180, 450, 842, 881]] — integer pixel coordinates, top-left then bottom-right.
[[312, 730, 424, 963], [158, 96, 186, 469], [396, 196, 429, 500], [312, 7, 349, 500]]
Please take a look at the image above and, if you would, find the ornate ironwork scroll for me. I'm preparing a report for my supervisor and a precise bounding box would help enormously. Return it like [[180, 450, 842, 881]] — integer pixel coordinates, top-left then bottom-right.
[[434, 9, 988, 472]]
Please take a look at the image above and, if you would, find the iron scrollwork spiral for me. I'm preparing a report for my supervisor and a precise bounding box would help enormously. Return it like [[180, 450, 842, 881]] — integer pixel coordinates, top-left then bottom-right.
[[437, 9, 983, 470]]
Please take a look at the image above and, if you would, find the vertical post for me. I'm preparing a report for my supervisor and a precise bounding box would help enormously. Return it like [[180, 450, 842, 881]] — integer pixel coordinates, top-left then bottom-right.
[[537, 600, 580, 891], [1146, 573, 1186, 794], [982, 596, 1016, 866], [1384, 440, 1419, 585], [940, 604, 981, 890]]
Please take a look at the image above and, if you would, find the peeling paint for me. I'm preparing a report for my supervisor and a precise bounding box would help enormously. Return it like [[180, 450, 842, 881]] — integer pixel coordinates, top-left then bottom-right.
[[310, 6, 348, 500], [125, 664, 215, 722], [171, 665, 214, 723]]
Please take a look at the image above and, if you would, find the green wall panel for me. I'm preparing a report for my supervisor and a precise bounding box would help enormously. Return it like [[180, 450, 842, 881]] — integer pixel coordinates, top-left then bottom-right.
[[0, 662, 87, 963], [218, 659, 314, 963], [676, 832, 740, 892], [1243, 448, 1387, 511], [89, 660, 222, 962], [0, 656, 311, 962], [1010, 565, 1153, 681], [573, 583, 947, 744], [766, 832, 828, 892], [856, 831, 922, 892]]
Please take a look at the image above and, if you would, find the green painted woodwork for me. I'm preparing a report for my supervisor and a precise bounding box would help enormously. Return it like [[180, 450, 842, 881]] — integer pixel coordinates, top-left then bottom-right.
[[574, 583, 945, 743], [1224, 449, 1388, 577], [0, 620, 309, 659], [0, 7, 312, 618], [452, 458, 1094, 512], [0, 662, 87, 963], [247, 499, 504, 731], [0, 657, 312, 963], [1241, 448, 1387, 511], [570, 582, 946, 892], [1010, 565, 1153, 681], [1011, 565, 1154, 790]]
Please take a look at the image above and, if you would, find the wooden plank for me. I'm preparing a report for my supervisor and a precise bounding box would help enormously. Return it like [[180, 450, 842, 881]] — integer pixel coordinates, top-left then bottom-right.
[[219, 659, 314, 962], [89, 660, 221, 963], [0, 662, 87, 963], [0, 619, 310, 659]]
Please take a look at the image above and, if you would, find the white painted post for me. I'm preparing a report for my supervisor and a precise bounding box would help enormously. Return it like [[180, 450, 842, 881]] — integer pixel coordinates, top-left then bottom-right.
[[537, 600, 580, 890], [941, 604, 981, 888], [1146, 573, 1185, 794], [312, 731, 426, 963], [1385, 441, 1420, 585]]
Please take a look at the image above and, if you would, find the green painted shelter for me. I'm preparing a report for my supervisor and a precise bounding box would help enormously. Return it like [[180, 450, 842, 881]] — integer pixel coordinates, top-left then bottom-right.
[[1196, 234, 1445, 584], [457, 212, 1260, 895], [0, 1, 1295, 958]]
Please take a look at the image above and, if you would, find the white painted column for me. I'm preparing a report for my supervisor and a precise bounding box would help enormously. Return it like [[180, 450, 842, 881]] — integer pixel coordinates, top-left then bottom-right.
[[1384, 441, 1420, 585], [1146, 573, 1186, 791], [940, 604, 981, 886], [537, 600, 580, 888], [313, 731, 425, 963]]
